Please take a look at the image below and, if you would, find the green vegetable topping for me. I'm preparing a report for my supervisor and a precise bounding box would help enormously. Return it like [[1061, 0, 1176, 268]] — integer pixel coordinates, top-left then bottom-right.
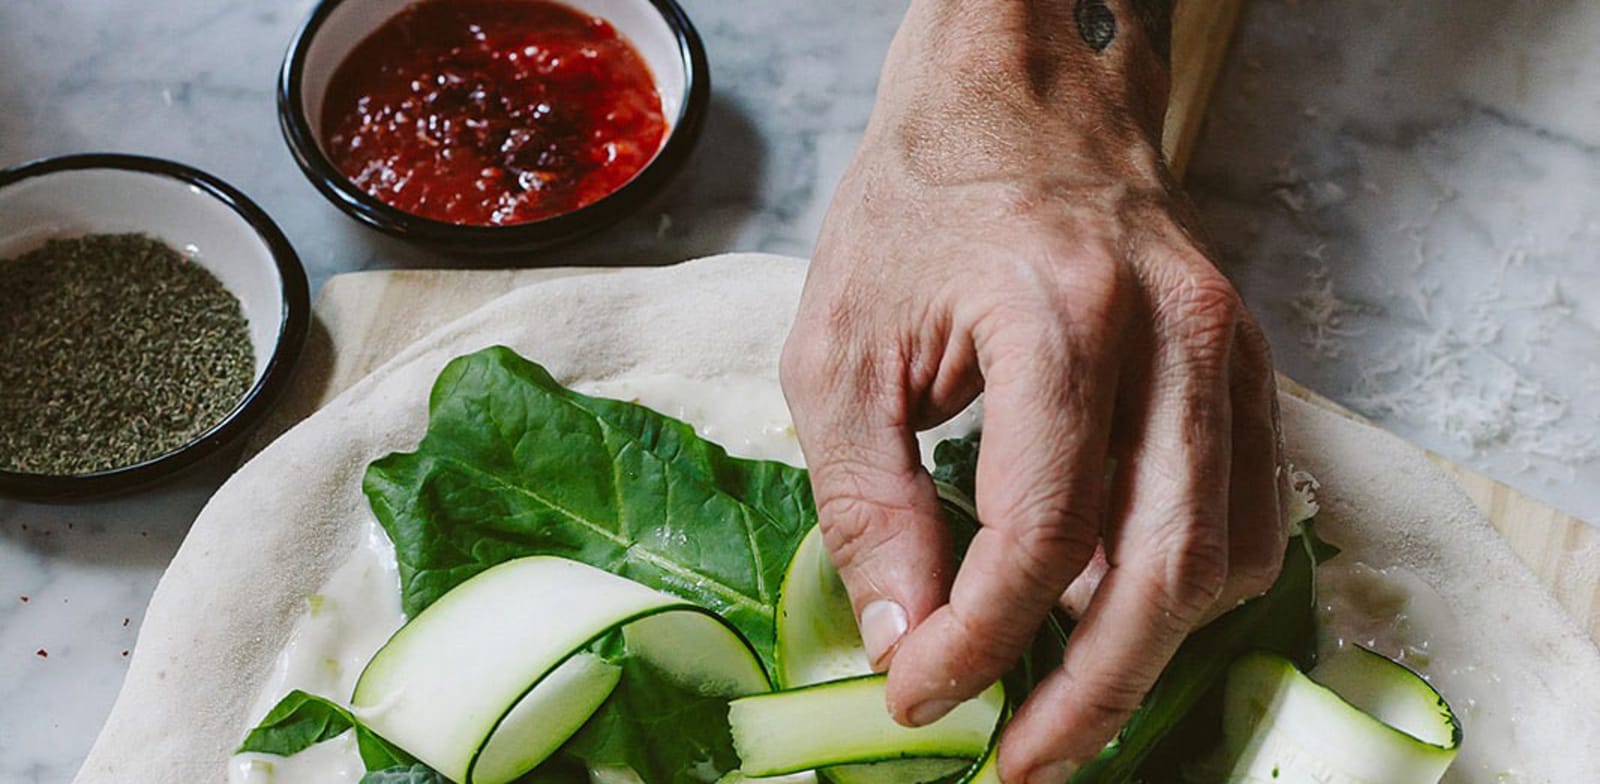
[[237, 690, 417, 771], [363, 347, 816, 673], [242, 348, 1340, 784]]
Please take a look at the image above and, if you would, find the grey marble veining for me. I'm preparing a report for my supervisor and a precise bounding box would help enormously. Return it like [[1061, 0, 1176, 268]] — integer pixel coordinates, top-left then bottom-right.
[[2, 0, 1598, 781], [1188, 0, 1600, 519]]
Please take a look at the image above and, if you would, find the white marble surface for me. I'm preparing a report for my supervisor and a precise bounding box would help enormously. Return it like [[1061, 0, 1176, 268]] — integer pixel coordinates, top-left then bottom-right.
[[1, 0, 1597, 781], [1189, 0, 1600, 522]]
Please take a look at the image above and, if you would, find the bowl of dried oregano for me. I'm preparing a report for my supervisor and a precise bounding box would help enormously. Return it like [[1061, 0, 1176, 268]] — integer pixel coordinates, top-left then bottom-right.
[[0, 153, 309, 501]]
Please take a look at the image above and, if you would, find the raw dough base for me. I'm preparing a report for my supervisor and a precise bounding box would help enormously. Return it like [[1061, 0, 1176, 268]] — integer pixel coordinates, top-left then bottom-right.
[[72, 254, 1600, 783]]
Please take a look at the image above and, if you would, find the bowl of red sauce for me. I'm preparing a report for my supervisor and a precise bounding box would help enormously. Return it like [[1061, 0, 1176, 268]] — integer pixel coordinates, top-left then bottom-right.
[[279, 0, 707, 253]]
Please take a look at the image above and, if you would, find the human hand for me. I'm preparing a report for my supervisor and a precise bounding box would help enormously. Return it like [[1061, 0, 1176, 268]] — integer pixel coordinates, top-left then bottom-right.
[[779, 3, 1287, 782]]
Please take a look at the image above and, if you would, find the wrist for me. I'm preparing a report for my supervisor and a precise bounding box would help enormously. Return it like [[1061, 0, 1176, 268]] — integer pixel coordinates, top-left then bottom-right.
[[880, 0, 1173, 182], [907, 0, 1171, 108]]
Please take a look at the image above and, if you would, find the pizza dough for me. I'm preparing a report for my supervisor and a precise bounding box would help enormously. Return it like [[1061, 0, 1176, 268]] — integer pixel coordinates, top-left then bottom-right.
[[71, 254, 1600, 784]]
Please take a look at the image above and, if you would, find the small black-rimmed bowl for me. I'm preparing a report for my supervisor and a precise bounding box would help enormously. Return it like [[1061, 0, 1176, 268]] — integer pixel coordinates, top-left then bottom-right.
[[0, 154, 310, 502], [278, 0, 710, 255]]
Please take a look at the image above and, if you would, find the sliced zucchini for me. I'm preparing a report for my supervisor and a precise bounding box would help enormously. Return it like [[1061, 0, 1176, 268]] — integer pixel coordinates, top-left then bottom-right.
[[714, 771, 823, 784], [729, 674, 1005, 777], [351, 556, 768, 784], [773, 526, 972, 784], [1221, 647, 1461, 784], [774, 524, 872, 687], [816, 759, 971, 784]]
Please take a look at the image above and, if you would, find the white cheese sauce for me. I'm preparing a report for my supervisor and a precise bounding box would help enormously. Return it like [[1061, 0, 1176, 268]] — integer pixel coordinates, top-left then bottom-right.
[[235, 372, 1512, 783], [1317, 561, 1521, 783], [229, 519, 404, 783], [229, 373, 975, 783]]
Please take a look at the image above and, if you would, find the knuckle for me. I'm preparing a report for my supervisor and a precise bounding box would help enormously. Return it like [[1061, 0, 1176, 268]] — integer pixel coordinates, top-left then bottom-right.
[[990, 180, 1057, 219], [778, 335, 818, 396], [785, 290, 877, 380], [1230, 523, 1288, 595], [1011, 506, 1101, 581], [816, 492, 897, 573], [1145, 523, 1230, 621], [1162, 272, 1242, 349], [1233, 312, 1274, 369], [1230, 552, 1284, 599], [782, 326, 900, 414], [1073, 673, 1152, 736], [949, 600, 1034, 673], [1054, 250, 1130, 337], [1017, 503, 1101, 550], [973, 497, 1101, 603], [980, 238, 1127, 329], [781, 318, 857, 395], [812, 449, 925, 574]]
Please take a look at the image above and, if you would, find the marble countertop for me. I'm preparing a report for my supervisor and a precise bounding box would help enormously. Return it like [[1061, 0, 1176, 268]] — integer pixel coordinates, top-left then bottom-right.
[[2, 0, 1596, 780]]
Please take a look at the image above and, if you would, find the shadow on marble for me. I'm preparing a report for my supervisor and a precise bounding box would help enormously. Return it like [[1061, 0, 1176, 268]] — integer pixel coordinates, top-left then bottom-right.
[[0, 455, 236, 567], [245, 315, 339, 454]]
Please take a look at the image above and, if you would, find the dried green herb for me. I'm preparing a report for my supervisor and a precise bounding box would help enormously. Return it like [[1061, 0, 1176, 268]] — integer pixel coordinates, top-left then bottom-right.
[[0, 233, 256, 475]]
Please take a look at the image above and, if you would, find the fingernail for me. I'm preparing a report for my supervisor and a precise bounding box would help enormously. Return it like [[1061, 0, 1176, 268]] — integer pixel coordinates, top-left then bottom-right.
[[860, 600, 908, 667], [1025, 760, 1079, 784], [906, 698, 959, 726]]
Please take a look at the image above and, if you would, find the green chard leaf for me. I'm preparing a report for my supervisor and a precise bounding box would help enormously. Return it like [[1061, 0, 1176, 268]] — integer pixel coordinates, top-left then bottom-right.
[[237, 690, 354, 758], [238, 690, 419, 772], [364, 347, 818, 671], [519, 756, 595, 784], [360, 760, 583, 784], [930, 432, 980, 501], [360, 764, 452, 784], [341, 356, 1328, 784], [562, 654, 741, 784]]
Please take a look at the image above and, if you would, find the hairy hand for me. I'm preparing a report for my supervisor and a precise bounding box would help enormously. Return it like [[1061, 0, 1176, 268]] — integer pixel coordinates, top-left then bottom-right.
[[780, 6, 1285, 782]]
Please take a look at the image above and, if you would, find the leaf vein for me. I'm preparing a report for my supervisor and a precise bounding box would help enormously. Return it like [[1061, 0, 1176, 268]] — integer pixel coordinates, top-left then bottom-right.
[[433, 455, 771, 620]]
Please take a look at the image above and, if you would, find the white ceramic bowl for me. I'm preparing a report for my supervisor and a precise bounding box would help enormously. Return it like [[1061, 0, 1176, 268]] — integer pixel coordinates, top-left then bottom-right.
[[0, 154, 309, 500], [278, 0, 709, 253]]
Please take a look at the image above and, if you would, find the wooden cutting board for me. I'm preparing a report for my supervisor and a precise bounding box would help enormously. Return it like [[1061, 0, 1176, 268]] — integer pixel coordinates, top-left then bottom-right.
[[262, 0, 1598, 643]]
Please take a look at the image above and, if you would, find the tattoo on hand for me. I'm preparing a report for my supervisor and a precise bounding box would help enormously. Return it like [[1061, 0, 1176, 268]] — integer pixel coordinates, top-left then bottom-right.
[[1074, 0, 1117, 52], [1074, 0, 1175, 63]]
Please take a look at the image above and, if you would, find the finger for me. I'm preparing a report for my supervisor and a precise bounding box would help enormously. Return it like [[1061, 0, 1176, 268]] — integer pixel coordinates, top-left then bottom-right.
[[1210, 318, 1285, 620], [781, 338, 953, 670], [886, 314, 1120, 727], [998, 292, 1235, 783]]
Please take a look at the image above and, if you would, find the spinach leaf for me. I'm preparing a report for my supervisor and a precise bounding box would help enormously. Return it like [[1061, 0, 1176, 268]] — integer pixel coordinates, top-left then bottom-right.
[[360, 764, 451, 784], [562, 654, 740, 784], [237, 690, 353, 758], [518, 755, 594, 784], [360, 759, 585, 784], [346, 357, 1327, 784], [238, 690, 418, 771], [931, 432, 980, 501], [364, 347, 816, 671]]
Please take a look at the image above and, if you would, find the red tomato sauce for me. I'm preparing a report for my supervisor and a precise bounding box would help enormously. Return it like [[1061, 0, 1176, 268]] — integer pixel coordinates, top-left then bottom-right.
[[320, 0, 668, 226]]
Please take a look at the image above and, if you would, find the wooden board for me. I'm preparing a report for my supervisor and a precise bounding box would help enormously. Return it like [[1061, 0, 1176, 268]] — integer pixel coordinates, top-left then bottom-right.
[[258, 0, 1599, 644], [1165, 0, 1244, 177]]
